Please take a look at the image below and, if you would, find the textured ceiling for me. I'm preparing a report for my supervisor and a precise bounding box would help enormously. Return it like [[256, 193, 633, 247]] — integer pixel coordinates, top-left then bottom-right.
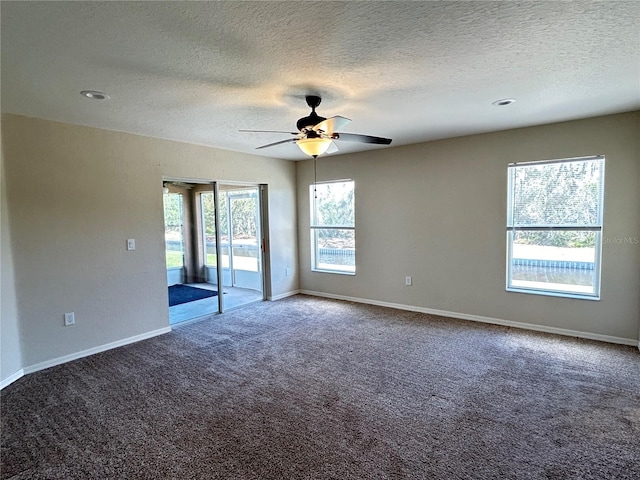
[[2, 1, 639, 160]]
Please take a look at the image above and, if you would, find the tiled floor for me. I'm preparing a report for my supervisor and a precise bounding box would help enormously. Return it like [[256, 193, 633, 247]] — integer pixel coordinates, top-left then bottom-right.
[[168, 283, 263, 325]]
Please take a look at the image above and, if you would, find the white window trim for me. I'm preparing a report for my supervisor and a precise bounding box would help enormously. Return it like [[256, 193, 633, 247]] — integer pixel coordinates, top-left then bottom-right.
[[506, 155, 605, 300], [310, 180, 356, 275]]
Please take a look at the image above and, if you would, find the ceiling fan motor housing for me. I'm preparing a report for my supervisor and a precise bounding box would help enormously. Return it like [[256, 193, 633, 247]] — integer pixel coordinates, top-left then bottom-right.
[[297, 95, 326, 132], [297, 112, 325, 132]]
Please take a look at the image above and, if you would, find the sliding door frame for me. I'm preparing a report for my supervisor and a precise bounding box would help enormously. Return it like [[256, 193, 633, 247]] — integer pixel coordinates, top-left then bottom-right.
[[259, 184, 271, 300], [211, 181, 225, 313], [163, 177, 269, 318]]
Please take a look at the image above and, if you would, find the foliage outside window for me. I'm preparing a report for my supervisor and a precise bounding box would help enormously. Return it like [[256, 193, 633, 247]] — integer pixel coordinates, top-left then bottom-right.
[[201, 190, 259, 271], [506, 156, 604, 299], [226, 191, 260, 273], [201, 192, 219, 267], [163, 193, 184, 268], [310, 180, 355, 274]]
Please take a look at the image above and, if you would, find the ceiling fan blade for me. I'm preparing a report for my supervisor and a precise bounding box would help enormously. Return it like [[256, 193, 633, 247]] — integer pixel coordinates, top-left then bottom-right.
[[240, 129, 299, 135], [313, 116, 351, 134], [332, 132, 392, 145], [326, 141, 339, 154], [255, 138, 299, 149]]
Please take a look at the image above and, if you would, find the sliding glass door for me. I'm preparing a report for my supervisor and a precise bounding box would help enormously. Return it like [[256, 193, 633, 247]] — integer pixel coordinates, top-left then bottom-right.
[[200, 184, 264, 311], [228, 189, 262, 291], [163, 180, 267, 321]]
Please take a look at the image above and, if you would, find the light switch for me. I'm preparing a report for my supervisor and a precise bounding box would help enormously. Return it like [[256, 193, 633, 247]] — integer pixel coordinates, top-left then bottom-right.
[[127, 239, 135, 251]]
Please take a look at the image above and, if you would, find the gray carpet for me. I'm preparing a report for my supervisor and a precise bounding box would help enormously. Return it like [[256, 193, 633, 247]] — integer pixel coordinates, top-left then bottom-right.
[[1, 295, 639, 479]]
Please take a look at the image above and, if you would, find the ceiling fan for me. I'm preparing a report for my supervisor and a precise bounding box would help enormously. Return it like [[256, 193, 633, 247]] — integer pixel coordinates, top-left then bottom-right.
[[240, 95, 392, 158]]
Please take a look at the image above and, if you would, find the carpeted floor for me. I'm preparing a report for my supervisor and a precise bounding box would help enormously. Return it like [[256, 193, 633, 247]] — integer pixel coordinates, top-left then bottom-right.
[[168, 284, 217, 307], [1, 295, 639, 479]]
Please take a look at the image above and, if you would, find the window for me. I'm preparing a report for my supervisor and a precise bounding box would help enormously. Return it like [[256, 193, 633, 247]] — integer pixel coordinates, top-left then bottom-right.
[[310, 180, 355, 274], [163, 193, 184, 269], [200, 192, 218, 267], [506, 156, 605, 299]]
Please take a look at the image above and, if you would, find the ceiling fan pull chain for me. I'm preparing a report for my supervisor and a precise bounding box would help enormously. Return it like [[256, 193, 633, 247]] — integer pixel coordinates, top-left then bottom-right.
[[314, 157, 318, 198]]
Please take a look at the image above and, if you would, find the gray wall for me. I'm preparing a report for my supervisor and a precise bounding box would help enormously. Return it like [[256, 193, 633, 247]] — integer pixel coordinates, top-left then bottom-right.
[[1, 129, 24, 382], [1, 114, 298, 375], [297, 112, 640, 342]]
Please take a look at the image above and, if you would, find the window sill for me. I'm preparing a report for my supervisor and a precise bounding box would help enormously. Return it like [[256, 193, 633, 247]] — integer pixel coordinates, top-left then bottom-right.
[[312, 268, 356, 276], [506, 287, 600, 301]]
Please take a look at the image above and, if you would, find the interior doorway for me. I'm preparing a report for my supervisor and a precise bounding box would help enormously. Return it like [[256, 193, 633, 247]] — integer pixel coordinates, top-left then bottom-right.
[[163, 180, 267, 325]]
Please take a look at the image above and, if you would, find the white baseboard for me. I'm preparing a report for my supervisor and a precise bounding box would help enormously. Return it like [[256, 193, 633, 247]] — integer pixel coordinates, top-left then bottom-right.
[[23, 326, 173, 375], [0, 369, 25, 390], [300, 290, 639, 347], [268, 289, 300, 301]]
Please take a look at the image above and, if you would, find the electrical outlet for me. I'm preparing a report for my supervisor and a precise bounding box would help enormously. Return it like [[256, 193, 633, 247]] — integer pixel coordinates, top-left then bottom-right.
[[127, 239, 136, 251], [286, 268, 291, 276], [64, 312, 75, 326], [405, 276, 412, 286]]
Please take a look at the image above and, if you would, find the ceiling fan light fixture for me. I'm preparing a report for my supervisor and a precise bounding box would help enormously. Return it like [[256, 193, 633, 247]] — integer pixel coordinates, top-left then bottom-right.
[[297, 137, 332, 158]]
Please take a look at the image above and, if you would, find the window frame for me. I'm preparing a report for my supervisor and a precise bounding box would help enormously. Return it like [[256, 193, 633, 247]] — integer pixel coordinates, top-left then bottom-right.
[[310, 179, 356, 275], [506, 155, 605, 300]]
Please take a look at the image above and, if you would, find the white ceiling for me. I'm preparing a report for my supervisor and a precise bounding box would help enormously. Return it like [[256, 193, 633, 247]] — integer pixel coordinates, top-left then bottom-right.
[[2, 1, 639, 160]]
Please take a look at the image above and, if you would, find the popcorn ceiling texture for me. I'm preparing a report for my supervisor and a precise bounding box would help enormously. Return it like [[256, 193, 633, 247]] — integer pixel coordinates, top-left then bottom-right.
[[1, 1, 639, 159]]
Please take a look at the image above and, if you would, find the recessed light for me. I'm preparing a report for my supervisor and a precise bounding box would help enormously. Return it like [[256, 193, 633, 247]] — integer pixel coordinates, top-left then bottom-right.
[[81, 90, 110, 100], [492, 98, 516, 106]]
